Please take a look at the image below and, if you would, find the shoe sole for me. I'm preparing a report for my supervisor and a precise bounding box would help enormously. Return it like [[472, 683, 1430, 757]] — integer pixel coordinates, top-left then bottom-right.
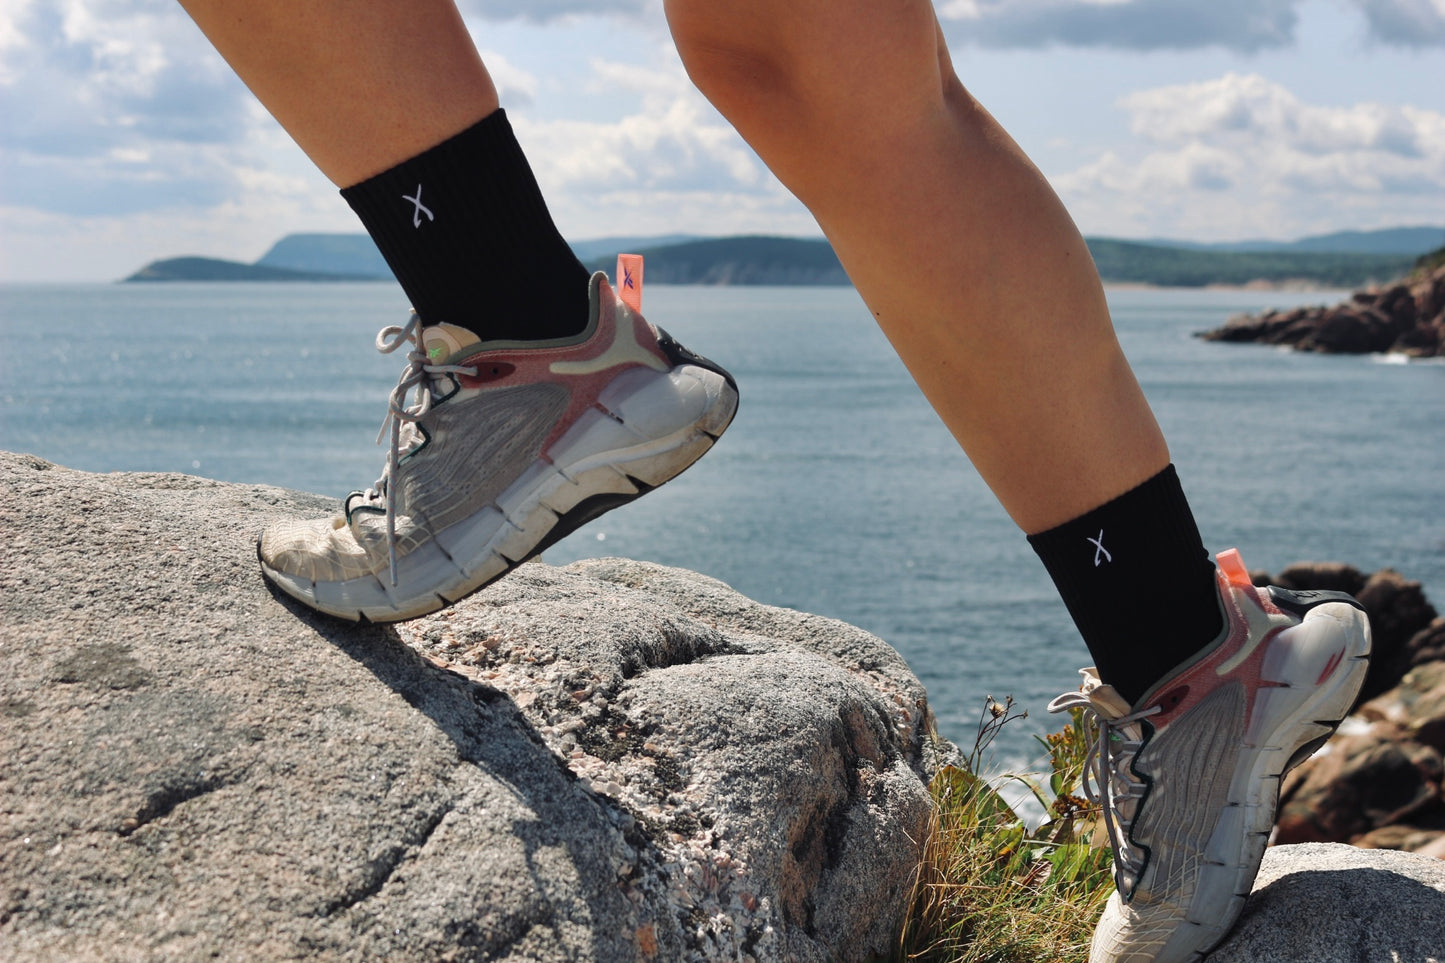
[[1171, 592, 1371, 961], [260, 355, 738, 623]]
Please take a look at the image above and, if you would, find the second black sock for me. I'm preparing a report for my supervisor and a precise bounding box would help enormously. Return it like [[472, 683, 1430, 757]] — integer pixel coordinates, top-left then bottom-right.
[[1027, 464, 1224, 706], [341, 109, 590, 342]]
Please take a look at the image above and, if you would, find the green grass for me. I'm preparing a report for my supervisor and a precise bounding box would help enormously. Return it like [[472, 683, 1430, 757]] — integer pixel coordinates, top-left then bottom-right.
[[895, 698, 1115, 963], [1414, 245, 1445, 274]]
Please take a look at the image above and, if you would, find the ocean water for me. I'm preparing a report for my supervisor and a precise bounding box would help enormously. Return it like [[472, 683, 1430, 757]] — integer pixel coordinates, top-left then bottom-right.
[[2, 281, 1441, 766]]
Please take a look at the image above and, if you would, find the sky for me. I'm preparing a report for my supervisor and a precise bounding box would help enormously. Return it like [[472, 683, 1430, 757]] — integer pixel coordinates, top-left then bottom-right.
[[1, 0, 1444, 282]]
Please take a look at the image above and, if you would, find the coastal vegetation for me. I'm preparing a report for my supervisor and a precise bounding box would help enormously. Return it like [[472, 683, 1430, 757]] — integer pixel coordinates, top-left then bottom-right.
[[897, 699, 1113, 962]]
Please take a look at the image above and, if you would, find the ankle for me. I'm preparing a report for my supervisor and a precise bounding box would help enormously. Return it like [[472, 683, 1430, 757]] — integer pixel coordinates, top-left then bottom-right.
[[342, 109, 589, 342]]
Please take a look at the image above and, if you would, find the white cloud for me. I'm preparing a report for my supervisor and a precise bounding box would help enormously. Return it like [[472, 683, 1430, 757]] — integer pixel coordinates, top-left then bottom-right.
[[476, 50, 539, 107], [0, 0, 262, 224], [4, 1, 1439, 279], [3, 1, 248, 151], [1121, 72, 1435, 157], [510, 57, 807, 240], [1053, 73, 1445, 238], [519, 60, 764, 195], [939, 0, 1445, 50]]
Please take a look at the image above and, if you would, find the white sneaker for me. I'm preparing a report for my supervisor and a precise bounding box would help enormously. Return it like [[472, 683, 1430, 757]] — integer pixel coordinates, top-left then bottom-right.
[[1050, 549, 1371, 962], [259, 266, 738, 622]]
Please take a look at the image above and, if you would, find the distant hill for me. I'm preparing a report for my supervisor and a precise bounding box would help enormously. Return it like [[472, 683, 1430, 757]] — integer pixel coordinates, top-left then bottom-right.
[[125, 257, 377, 282], [255, 234, 391, 277], [584, 235, 848, 285], [249, 232, 708, 278], [1084, 239, 1414, 288], [126, 227, 1438, 287], [569, 235, 702, 262], [1141, 225, 1445, 256]]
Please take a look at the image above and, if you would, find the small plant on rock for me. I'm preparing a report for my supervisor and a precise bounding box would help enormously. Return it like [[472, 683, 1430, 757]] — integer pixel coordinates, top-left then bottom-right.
[[897, 697, 1115, 963]]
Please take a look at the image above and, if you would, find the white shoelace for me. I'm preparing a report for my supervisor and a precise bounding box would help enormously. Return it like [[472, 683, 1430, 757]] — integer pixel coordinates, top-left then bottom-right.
[[361, 315, 477, 587], [1048, 690, 1162, 883]]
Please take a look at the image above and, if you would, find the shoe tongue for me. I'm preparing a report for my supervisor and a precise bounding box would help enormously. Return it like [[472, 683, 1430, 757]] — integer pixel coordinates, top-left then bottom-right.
[[1078, 669, 1135, 719], [421, 322, 481, 364]]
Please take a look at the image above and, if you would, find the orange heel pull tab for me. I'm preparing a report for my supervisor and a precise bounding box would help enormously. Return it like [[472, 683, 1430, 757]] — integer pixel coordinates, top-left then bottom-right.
[[1216, 548, 1254, 590], [617, 254, 643, 314]]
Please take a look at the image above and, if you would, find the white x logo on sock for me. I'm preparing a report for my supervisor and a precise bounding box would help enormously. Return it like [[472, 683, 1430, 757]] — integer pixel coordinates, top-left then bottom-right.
[[1088, 529, 1112, 567], [402, 184, 434, 228]]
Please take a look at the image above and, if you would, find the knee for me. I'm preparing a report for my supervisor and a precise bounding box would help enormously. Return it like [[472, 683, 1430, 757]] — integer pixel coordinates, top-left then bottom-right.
[[665, 1, 795, 121], [666, 0, 949, 128]]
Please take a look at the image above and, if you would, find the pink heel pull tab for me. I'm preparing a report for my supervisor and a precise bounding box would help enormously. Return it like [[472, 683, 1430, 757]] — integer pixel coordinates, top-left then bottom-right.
[[617, 254, 643, 314], [1216, 548, 1254, 590]]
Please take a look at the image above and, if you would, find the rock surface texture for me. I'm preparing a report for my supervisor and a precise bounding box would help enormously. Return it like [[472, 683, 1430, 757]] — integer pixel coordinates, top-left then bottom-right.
[[1263, 563, 1445, 860], [1207, 843, 1445, 962], [1200, 259, 1445, 356], [0, 452, 939, 962]]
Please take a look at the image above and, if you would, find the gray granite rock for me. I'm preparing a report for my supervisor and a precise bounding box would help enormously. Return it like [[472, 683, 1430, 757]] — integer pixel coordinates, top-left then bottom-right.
[[1207, 843, 1445, 961], [0, 452, 941, 962]]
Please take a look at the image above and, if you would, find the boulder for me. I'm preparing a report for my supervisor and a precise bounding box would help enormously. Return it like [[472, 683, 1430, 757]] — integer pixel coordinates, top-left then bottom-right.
[[1264, 563, 1439, 705], [1408, 617, 1445, 669], [1264, 562, 1445, 859], [1277, 662, 1445, 856], [1206, 843, 1445, 961], [0, 452, 939, 962]]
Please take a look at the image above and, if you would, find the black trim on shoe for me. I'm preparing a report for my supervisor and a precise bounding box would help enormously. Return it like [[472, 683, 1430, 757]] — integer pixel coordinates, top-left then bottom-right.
[[654, 326, 738, 392], [523, 483, 654, 564], [345, 490, 383, 521], [1267, 586, 1365, 617], [1119, 719, 1158, 903]]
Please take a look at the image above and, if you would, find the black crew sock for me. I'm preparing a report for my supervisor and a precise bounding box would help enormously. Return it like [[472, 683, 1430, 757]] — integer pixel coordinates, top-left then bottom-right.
[[1027, 464, 1224, 706], [341, 109, 590, 342]]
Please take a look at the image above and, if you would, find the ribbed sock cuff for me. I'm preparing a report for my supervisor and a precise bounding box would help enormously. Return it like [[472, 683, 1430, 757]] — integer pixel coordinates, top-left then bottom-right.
[[1027, 464, 1223, 705], [341, 109, 589, 340]]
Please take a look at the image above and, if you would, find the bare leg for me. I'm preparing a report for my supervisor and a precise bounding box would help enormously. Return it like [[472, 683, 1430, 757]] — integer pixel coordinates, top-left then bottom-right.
[[177, 0, 498, 185], [177, 0, 588, 341], [666, 0, 1168, 534]]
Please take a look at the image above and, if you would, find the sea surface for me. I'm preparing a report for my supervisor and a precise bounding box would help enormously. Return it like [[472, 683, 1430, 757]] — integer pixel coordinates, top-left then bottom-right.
[[3, 281, 1441, 767]]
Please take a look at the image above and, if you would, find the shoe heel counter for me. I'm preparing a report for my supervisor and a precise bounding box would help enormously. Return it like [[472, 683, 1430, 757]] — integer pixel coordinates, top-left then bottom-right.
[[1267, 585, 1366, 617]]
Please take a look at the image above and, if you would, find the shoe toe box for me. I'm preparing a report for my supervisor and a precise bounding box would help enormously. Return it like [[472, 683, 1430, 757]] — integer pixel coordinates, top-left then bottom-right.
[[259, 515, 379, 583]]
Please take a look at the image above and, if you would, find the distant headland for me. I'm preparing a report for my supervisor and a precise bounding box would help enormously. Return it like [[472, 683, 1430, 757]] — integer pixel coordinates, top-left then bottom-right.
[[125, 225, 1445, 289], [1198, 246, 1445, 357]]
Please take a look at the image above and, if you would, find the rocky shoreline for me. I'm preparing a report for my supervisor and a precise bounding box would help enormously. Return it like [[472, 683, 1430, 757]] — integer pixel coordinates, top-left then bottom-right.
[[1199, 257, 1445, 357], [1260, 563, 1445, 859]]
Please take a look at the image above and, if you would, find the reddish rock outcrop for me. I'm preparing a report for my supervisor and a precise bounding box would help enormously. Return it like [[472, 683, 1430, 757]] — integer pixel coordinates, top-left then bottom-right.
[[1201, 258, 1445, 356]]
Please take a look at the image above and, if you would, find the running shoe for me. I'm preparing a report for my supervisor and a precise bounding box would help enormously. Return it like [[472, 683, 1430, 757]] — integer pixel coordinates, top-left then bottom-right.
[[1049, 548, 1371, 963], [259, 267, 738, 622]]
